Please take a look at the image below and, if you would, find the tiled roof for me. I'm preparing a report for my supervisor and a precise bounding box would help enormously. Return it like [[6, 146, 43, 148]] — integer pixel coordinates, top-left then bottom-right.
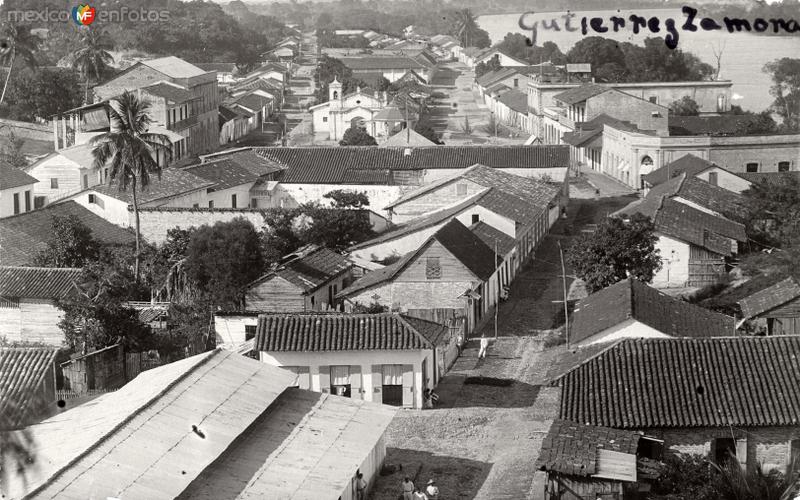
[[476, 68, 518, 88], [339, 168, 392, 184], [0, 266, 82, 300], [470, 221, 516, 256], [638, 173, 748, 222], [340, 56, 427, 70], [558, 336, 800, 428], [738, 276, 800, 319], [350, 193, 486, 251], [141, 82, 194, 103], [668, 114, 755, 136], [535, 419, 640, 476], [248, 245, 351, 293], [654, 197, 746, 255], [184, 158, 261, 190], [553, 83, 609, 105], [485, 83, 511, 95], [141, 56, 207, 78], [54, 143, 95, 168], [0, 161, 38, 190], [218, 104, 247, 122], [380, 129, 436, 147], [642, 154, 722, 186], [91, 168, 213, 205], [255, 145, 570, 184], [497, 89, 528, 114], [233, 91, 272, 111], [571, 278, 736, 344], [341, 218, 495, 296], [562, 114, 640, 147], [0, 347, 59, 427], [738, 171, 800, 187], [0, 201, 135, 266], [254, 312, 449, 351]]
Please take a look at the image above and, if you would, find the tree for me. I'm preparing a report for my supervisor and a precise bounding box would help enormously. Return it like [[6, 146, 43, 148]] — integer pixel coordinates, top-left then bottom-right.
[[735, 111, 778, 135], [450, 9, 490, 49], [669, 96, 700, 116], [68, 27, 114, 104], [494, 34, 566, 66], [298, 202, 375, 251], [323, 189, 370, 208], [90, 91, 173, 283], [414, 117, 443, 144], [339, 125, 377, 146], [0, 130, 28, 169], [567, 213, 662, 293], [567, 37, 627, 79], [743, 174, 800, 248], [764, 58, 800, 132], [475, 54, 502, 78], [261, 207, 304, 264], [0, 67, 83, 121], [184, 218, 265, 311], [0, 23, 39, 106], [31, 215, 99, 268]]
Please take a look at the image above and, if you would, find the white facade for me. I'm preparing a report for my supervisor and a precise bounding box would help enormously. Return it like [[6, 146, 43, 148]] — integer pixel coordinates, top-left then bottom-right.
[[26, 149, 100, 204], [692, 167, 752, 194], [259, 349, 434, 409], [310, 82, 395, 142], [575, 318, 672, 347], [651, 234, 692, 288], [0, 182, 36, 218]]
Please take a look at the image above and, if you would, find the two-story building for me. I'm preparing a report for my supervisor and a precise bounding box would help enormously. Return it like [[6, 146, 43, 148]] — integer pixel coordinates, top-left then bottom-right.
[[310, 79, 397, 142]]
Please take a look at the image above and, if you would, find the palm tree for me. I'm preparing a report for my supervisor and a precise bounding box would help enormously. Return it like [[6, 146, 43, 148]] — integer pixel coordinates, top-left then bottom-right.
[[90, 92, 172, 282], [0, 23, 39, 106], [453, 9, 478, 48], [69, 27, 114, 104]]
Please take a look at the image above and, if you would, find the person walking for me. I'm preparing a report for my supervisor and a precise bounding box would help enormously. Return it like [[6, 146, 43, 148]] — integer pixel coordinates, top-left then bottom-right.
[[412, 488, 428, 500], [478, 335, 489, 359], [401, 477, 415, 500]]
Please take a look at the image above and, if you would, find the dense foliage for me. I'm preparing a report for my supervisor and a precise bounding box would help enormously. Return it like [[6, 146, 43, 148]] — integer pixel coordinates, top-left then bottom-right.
[[743, 174, 800, 248], [0, 66, 82, 121], [494, 33, 566, 65], [668, 96, 700, 116], [764, 58, 800, 132], [567, 213, 662, 293], [339, 126, 377, 146], [32, 215, 100, 268]]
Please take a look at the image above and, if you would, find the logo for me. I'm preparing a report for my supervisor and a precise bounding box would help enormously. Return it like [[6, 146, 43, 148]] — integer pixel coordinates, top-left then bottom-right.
[[72, 4, 96, 25]]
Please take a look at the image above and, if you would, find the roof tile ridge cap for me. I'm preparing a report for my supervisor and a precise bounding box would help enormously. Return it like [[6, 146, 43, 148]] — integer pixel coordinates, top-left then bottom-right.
[[396, 314, 431, 348], [628, 277, 636, 320], [25, 349, 223, 498]]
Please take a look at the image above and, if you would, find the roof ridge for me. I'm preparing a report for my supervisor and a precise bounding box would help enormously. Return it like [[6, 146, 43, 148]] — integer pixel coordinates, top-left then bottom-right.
[[396, 315, 435, 348]]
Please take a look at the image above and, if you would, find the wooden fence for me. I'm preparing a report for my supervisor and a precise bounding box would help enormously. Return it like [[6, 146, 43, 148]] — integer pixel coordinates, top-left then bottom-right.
[[55, 388, 117, 400], [125, 352, 166, 381]]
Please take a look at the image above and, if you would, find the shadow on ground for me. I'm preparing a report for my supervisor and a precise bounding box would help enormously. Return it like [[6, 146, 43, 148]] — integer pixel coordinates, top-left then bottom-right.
[[433, 374, 541, 409], [369, 448, 492, 500]]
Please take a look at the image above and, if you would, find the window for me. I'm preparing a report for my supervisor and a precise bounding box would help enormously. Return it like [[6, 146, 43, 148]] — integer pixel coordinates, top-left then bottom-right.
[[24, 191, 30, 212], [746, 162, 759, 173], [472, 214, 480, 224], [778, 161, 791, 172], [192, 203, 199, 208], [382, 364, 404, 407], [50, 178, 59, 189], [244, 325, 257, 341], [648, 96, 658, 104], [251, 198, 258, 208], [13, 193, 19, 214], [513, 78, 519, 88], [426, 257, 441, 279], [791, 439, 800, 474], [455, 183, 468, 196], [208, 200, 214, 208], [231, 194, 237, 208], [330, 365, 351, 397], [708, 172, 718, 186], [88, 194, 96, 204]]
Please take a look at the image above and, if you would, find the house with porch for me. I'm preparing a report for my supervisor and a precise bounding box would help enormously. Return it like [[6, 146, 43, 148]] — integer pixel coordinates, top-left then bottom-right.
[[0, 266, 83, 346], [570, 278, 735, 346], [554, 336, 800, 475], [244, 245, 353, 313], [0, 161, 37, 217], [253, 312, 453, 409]]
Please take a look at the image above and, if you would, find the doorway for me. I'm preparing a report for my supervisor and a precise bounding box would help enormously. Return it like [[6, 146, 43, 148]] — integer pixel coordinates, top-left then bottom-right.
[[382, 364, 403, 406], [330, 365, 351, 397]]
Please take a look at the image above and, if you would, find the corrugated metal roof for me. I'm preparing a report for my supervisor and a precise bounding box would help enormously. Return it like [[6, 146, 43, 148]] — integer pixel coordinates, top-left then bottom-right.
[[141, 56, 207, 78], [0, 266, 82, 299], [558, 336, 800, 428], [177, 389, 396, 499], [254, 312, 449, 352], [10, 350, 297, 499], [141, 82, 195, 103], [0, 347, 59, 428]]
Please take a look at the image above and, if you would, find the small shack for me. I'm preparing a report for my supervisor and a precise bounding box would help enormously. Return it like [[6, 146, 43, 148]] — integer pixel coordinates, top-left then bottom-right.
[[738, 276, 800, 335]]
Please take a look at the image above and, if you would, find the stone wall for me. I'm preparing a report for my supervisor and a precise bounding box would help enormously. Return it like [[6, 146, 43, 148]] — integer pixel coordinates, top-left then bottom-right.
[[0, 118, 52, 141], [645, 425, 800, 473]]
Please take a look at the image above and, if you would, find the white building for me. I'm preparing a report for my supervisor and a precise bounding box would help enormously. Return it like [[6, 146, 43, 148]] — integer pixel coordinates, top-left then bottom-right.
[[0, 162, 37, 217], [310, 79, 398, 142]]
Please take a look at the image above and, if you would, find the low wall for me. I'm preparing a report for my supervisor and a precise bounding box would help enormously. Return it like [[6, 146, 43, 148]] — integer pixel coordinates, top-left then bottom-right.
[[0, 118, 52, 141]]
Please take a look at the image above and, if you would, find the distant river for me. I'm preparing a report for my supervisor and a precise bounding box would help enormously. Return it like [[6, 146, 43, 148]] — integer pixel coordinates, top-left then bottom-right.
[[478, 8, 800, 111]]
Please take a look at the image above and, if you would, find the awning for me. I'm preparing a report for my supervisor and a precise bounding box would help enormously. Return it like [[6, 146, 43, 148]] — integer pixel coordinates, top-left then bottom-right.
[[149, 126, 185, 144]]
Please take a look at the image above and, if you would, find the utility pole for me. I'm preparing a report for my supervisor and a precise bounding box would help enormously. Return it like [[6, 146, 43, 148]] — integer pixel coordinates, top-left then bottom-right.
[[494, 240, 499, 340], [558, 240, 570, 348]]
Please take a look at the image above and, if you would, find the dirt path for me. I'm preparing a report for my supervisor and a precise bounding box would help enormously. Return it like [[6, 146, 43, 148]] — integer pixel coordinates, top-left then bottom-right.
[[369, 337, 562, 500]]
